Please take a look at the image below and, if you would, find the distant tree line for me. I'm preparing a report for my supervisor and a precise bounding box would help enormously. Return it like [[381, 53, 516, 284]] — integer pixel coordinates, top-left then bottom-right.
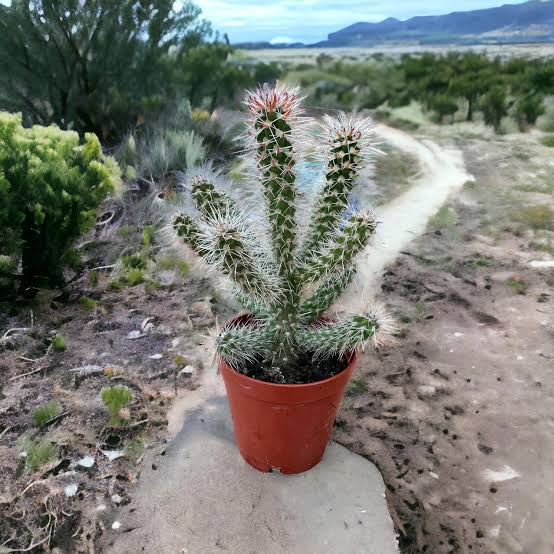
[[397, 53, 550, 132], [297, 52, 554, 133]]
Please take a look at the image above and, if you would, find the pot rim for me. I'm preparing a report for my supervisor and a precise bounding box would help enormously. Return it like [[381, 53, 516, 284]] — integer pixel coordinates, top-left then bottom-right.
[[219, 351, 357, 390]]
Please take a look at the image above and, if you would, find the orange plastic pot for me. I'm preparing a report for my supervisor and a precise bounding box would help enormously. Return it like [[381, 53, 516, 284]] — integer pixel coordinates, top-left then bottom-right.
[[219, 319, 357, 474]]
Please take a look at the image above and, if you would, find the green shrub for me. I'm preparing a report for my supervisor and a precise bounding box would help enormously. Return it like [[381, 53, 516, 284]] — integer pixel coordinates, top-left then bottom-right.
[[32, 400, 62, 427], [51, 335, 66, 352], [122, 252, 147, 270], [518, 205, 554, 231], [0, 112, 119, 290], [429, 206, 458, 229], [156, 255, 190, 275], [529, 241, 554, 256], [25, 439, 58, 471], [80, 296, 99, 311], [540, 135, 554, 147], [101, 385, 133, 427]]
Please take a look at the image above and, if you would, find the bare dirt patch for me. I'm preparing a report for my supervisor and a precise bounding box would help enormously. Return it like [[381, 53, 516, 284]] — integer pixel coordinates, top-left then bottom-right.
[[0, 267, 226, 551], [334, 131, 553, 553]]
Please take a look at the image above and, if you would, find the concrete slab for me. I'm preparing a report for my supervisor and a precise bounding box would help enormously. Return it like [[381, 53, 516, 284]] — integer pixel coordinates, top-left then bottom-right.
[[101, 395, 398, 554]]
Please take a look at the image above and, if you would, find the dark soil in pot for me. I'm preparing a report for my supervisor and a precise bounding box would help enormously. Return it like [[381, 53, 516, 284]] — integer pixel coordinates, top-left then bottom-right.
[[237, 351, 350, 385]]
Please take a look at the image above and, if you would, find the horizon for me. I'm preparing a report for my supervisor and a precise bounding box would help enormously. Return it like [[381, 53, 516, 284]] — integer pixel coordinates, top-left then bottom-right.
[[194, 0, 533, 44]]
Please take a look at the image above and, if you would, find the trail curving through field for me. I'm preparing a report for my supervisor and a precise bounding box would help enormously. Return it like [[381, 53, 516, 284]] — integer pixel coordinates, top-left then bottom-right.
[[349, 124, 474, 301]]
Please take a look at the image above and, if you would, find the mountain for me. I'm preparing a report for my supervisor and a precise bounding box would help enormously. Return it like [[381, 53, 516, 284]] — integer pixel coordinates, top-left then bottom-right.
[[318, 1, 554, 46]]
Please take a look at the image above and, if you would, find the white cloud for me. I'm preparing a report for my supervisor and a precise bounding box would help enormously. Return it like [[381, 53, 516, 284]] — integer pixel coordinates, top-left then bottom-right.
[[270, 36, 298, 45]]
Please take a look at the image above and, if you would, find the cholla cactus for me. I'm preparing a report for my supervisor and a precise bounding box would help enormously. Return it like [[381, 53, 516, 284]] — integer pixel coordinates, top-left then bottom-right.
[[173, 84, 394, 378]]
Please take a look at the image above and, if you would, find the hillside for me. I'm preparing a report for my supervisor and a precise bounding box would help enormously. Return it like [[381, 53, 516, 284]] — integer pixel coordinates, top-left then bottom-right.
[[319, 0, 554, 46]]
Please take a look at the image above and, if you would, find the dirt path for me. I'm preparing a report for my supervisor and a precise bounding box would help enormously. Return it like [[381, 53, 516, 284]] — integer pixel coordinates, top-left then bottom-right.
[[353, 124, 473, 298], [336, 128, 554, 553]]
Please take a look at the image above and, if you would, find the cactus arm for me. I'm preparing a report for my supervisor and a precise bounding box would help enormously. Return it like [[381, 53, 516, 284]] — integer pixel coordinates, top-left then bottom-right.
[[247, 85, 300, 278], [298, 121, 365, 261], [297, 308, 394, 360], [173, 213, 278, 304], [298, 209, 376, 285], [173, 213, 209, 256], [211, 225, 280, 304], [215, 322, 275, 369], [234, 289, 271, 318], [191, 176, 236, 220], [299, 266, 355, 323]]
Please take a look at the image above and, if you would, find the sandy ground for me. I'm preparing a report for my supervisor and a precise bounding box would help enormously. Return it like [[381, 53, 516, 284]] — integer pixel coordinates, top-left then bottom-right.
[[335, 126, 554, 553]]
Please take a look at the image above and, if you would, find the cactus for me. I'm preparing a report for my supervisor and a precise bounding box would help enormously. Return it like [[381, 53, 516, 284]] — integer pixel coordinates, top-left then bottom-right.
[[173, 84, 394, 380]]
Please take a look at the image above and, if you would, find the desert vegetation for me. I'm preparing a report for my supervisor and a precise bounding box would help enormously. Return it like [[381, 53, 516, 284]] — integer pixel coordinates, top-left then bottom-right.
[[254, 50, 554, 134]]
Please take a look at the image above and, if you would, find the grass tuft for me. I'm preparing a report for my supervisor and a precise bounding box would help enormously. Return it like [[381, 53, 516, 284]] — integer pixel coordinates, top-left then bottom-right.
[[506, 277, 526, 295], [25, 439, 58, 471], [517, 205, 553, 231], [101, 385, 133, 427], [540, 135, 554, 148], [32, 400, 62, 427]]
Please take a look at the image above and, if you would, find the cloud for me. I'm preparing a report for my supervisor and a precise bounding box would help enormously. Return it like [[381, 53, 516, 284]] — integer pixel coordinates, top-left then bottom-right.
[[195, 0, 530, 43], [270, 36, 298, 45]]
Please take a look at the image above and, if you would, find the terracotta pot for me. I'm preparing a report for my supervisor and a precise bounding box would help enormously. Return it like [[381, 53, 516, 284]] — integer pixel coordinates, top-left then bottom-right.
[[219, 317, 357, 474]]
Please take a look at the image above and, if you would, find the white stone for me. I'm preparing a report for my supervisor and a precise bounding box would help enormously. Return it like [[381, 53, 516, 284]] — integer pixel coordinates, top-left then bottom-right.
[[77, 455, 95, 468], [64, 484, 78, 497], [180, 365, 195, 376], [417, 385, 437, 398]]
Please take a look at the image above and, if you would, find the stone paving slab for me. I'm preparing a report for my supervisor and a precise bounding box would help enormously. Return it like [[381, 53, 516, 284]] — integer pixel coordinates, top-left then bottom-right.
[[101, 395, 398, 554]]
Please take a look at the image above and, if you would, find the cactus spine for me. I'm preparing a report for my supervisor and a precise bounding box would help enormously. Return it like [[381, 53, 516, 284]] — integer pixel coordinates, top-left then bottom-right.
[[173, 84, 394, 380]]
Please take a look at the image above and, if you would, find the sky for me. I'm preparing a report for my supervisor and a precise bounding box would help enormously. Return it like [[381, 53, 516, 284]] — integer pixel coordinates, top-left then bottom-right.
[[193, 0, 531, 44]]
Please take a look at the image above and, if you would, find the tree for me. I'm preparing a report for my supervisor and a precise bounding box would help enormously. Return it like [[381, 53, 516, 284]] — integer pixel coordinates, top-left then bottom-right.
[[429, 94, 458, 123], [480, 87, 508, 133], [515, 95, 545, 131], [0, 1, 234, 144], [449, 54, 495, 121]]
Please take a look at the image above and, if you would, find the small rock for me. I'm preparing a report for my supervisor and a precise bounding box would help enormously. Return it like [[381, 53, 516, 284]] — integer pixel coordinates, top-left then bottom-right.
[[126, 330, 141, 340], [101, 449, 125, 461], [69, 364, 102, 376], [111, 521, 121, 530], [141, 317, 155, 332], [180, 365, 195, 376], [111, 494, 123, 504], [148, 353, 163, 360], [77, 455, 95, 468], [64, 483, 78, 497], [417, 385, 437, 399], [171, 338, 181, 348]]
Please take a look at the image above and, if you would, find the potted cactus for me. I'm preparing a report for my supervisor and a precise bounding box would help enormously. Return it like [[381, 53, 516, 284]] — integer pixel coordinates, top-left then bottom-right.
[[172, 84, 394, 474]]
